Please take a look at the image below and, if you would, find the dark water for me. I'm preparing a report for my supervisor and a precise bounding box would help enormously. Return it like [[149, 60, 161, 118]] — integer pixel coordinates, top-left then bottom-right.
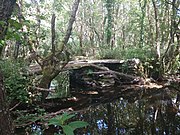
[[76, 98, 180, 135], [16, 94, 180, 135]]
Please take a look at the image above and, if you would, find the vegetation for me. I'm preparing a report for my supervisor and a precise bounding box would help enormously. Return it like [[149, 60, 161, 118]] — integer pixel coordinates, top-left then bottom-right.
[[48, 113, 89, 135], [0, 60, 29, 103], [0, 0, 179, 134]]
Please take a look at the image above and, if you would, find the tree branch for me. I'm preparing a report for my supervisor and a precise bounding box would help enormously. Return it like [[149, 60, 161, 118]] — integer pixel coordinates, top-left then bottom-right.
[[61, 0, 80, 50], [51, 13, 56, 54]]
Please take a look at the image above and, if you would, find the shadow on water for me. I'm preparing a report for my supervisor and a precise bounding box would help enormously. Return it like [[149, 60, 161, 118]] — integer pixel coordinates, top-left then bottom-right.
[[74, 96, 180, 135], [17, 93, 179, 135]]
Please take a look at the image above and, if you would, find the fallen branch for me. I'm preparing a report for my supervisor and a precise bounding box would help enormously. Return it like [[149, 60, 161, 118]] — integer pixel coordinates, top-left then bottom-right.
[[9, 102, 21, 111], [15, 108, 73, 128], [32, 87, 56, 93]]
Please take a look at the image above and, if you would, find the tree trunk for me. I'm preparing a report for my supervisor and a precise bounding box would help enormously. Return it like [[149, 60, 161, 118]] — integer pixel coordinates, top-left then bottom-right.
[[139, 0, 147, 47], [0, 0, 16, 134], [0, 0, 16, 54], [105, 0, 113, 46], [152, 0, 160, 59], [61, 0, 80, 50], [0, 71, 14, 135], [51, 13, 56, 54], [39, 0, 80, 100]]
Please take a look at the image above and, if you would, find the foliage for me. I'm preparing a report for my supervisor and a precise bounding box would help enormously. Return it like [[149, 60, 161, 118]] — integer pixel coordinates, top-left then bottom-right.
[[6, 19, 23, 41], [0, 60, 29, 103], [48, 113, 89, 135], [14, 107, 46, 127], [97, 46, 154, 61], [96, 46, 123, 59]]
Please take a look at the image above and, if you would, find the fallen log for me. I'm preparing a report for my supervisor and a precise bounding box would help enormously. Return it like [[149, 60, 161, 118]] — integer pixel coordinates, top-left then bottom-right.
[[69, 64, 144, 91], [28, 58, 142, 75]]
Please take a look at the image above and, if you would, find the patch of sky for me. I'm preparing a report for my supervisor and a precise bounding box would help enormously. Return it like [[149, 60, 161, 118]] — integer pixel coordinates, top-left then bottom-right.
[[96, 119, 108, 130], [31, 124, 42, 135]]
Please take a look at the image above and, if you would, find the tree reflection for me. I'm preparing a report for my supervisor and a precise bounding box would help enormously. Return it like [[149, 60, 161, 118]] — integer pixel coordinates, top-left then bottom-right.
[[75, 93, 180, 135]]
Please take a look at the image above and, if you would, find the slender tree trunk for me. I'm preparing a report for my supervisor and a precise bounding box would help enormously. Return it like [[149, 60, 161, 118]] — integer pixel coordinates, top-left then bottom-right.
[[0, 0, 16, 134], [14, 41, 20, 59], [122, 25, 126, 49], [61, 0, 80, 50], [152, 0, 160, 59], [105, 0, 113, 46], [79, 24, 83, 55], [51, 13, 56, 55], [139, 0, 147, 47]]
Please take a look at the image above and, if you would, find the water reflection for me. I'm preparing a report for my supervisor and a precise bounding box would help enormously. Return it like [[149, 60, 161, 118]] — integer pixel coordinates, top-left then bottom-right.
[[15, 94, 180, 135], [74, 96, 179, 135]]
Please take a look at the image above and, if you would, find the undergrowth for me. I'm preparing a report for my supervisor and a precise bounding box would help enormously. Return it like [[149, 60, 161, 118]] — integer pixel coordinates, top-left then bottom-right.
[[0, 60, 29, 103], [96, 46, 154, 61]]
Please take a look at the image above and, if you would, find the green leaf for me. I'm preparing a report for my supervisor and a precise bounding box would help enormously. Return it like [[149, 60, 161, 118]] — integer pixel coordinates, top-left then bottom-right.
[[37, 15, 46, 20], [13, 22, 22, 30], [0, 40, 5, 46], [0, 21, 6, 25], [68, 121, 89, 129], [13, 33, 21, 41], [48, 118, 63, 126], [48, 113, 75, 126], [8, 19, 22, 30], [60, 113, 75, 123], [62, 125, 74, 135]]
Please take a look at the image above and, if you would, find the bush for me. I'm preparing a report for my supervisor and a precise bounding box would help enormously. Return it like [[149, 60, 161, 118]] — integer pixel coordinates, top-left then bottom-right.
[[96, 46, 124, 59], [96, 46, 154, 61], [0, 60, 29, 103]]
